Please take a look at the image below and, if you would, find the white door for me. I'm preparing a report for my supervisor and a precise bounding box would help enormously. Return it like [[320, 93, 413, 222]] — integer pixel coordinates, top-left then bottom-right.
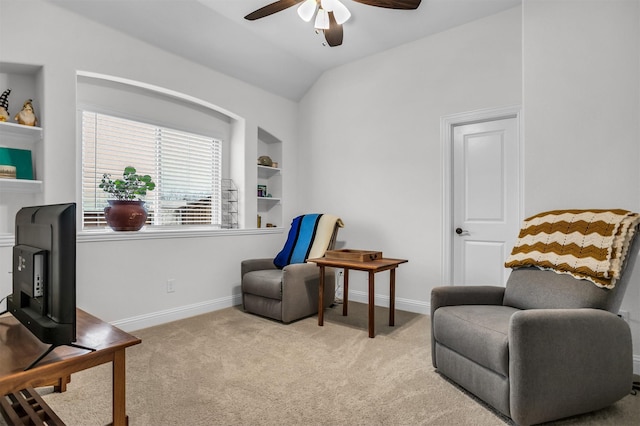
[[452, 117, 520, 286]]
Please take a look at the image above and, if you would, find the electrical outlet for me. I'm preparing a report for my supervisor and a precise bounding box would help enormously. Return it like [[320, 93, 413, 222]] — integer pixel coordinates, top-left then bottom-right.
[[167, 278, 176, 293], [618, 310, 630, 323]]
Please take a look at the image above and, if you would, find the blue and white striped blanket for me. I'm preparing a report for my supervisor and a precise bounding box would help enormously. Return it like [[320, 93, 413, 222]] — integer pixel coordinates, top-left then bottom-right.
[[273, 214, 344, 269]]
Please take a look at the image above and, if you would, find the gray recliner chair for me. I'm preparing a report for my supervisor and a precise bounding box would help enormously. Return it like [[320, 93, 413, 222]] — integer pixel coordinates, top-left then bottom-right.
[[431, 218, 639, 425], [241, 214, 343, 323]]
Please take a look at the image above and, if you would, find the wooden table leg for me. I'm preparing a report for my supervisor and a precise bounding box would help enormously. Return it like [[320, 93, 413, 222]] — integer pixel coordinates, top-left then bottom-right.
[[112, 349, 127, 426], [389, 267, 396, 326], [368, 270, 375, 338], [53, 375, 70, 393], [342, 268, 349, 316], [318, 265, 325, 326]]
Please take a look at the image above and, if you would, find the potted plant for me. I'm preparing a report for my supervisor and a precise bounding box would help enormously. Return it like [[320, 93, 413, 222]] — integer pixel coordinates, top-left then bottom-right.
[[99, 166, 156, 231]]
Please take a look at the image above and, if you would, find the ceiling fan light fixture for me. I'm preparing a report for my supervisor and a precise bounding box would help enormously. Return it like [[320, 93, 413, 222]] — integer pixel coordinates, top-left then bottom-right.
[[314, 8, 330, 30], [320, 0, 335, 10], [297, 0, 317, 22]]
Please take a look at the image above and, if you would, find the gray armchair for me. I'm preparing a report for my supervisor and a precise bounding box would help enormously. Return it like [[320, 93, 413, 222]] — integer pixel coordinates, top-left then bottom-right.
[[431, 221, 639, 425], [241, 214, 342, 323], [241, 260, 337, 323]]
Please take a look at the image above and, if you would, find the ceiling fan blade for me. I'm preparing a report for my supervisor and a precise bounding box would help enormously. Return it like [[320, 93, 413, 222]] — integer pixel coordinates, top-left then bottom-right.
[[324, 12, 343, 47], [352, 0, 421, 10], [244, 0, 304, 21]]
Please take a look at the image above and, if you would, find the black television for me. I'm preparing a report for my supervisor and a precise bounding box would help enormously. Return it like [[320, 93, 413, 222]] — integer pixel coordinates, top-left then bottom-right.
[[5, 202, 91, 369]]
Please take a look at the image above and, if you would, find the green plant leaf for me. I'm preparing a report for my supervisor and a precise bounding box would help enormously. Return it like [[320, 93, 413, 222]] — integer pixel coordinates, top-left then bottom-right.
[[99, 166, 155, 201]]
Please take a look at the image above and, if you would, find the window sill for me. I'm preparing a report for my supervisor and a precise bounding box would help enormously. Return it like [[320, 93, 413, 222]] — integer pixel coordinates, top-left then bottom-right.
[[1, 228, 284, 247], [77, 226, 283, 243]]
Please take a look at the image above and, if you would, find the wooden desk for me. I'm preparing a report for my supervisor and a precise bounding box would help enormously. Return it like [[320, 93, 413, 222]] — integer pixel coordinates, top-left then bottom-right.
[[308, 257, 408, 338], [0, 308, 141, 426]]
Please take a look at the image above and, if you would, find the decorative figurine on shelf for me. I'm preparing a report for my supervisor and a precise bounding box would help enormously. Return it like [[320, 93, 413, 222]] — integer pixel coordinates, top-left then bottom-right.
[[14, 99, 38, 126], [258, 155, 273, 167], [0, 89, 10, 122]]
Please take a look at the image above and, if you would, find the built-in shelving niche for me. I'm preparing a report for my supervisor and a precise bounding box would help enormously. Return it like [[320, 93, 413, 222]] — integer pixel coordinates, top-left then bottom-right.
[[256, 127, 282, 228], [0, 62, 44, 241]]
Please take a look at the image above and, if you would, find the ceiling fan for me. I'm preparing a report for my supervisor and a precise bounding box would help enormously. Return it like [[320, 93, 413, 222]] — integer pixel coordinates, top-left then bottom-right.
[[244, 0, 422, 47]]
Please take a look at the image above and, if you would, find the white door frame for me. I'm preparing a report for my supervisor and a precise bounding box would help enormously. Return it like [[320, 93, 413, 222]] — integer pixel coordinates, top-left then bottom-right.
[[440, 105, 524, 286]]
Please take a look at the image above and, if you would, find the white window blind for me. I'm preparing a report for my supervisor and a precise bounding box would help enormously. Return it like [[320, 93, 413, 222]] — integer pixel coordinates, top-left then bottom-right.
[[82, 111, 222, 229]]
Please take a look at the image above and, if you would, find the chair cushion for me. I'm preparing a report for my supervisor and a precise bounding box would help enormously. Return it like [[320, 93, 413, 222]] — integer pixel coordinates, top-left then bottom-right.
[[433, 305, 520, 376], [242, 270, 283, 300]]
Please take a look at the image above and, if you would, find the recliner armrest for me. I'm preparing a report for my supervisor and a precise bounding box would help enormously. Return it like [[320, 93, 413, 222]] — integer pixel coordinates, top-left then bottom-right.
[[508, 308, 632, 426], [281, 262, 335, 323], [281, 263, 336, 294], [282, 262, 324, 282], [431, 286, 505, 315], [241, 258, 277, 278]]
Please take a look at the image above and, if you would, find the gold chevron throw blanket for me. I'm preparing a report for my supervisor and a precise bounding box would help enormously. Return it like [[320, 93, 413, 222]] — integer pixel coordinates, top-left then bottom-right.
[[505, 209, 640, 288]]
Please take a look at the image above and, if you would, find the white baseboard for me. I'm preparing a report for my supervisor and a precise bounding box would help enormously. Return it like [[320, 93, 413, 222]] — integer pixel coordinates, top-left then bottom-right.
[[342, 290, 430, 315], [110, 293, 242, 332], [111, 290, 429, 333]]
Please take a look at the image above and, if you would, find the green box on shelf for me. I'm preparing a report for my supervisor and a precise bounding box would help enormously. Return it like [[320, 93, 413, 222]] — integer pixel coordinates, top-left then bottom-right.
[[0, 147, 33, 179]]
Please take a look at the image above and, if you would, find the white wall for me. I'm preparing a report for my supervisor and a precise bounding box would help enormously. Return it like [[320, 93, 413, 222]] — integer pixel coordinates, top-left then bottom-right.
[[298, 7, 523, 310], [522, 0, 640, 370], [0, 0, 299, 326]]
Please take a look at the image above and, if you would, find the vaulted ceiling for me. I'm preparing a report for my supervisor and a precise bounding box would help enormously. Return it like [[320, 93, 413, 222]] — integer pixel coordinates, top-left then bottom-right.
[[50, 0, 521, 100]]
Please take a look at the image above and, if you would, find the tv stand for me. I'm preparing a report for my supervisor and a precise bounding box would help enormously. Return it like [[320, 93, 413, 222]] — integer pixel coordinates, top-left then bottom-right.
[[25, 342, 96, 371], [1, 308, 141, 426]]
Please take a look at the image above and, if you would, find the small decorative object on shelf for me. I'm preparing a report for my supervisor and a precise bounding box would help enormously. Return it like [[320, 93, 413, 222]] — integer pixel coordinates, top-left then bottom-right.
[[0, 89, 10, 122], [0, 165, 16, 179], [257, 184, 267, 197], [0, 147, 33, 179], [272, 162, 278, 168], [14, 99, 38, 126], [257, 155, 273, 166], [99, 166, 156, 231]]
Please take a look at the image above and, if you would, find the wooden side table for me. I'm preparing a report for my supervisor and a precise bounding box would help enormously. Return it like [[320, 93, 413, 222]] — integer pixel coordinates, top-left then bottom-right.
[[308, 257, 408, 338]]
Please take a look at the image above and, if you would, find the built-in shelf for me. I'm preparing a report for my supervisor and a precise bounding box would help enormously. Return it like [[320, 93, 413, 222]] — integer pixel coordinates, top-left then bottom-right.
[[257, 165, 281, 176], [0, 179, 43, 193], [0, 120, 42, 194], [0, 233, 14, 247], [0, 121, 43, 141]]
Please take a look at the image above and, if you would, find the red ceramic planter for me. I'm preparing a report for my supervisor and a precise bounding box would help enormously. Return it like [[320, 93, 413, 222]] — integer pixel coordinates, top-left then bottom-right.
[[104, 200, 148, 231]]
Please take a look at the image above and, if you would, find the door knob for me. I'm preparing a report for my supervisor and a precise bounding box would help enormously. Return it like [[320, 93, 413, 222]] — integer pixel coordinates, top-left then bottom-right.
[[455, 228, 468, 235]]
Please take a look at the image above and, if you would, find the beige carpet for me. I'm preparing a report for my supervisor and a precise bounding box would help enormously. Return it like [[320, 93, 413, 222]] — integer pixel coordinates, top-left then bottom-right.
[[4, 303, 639, 425]]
